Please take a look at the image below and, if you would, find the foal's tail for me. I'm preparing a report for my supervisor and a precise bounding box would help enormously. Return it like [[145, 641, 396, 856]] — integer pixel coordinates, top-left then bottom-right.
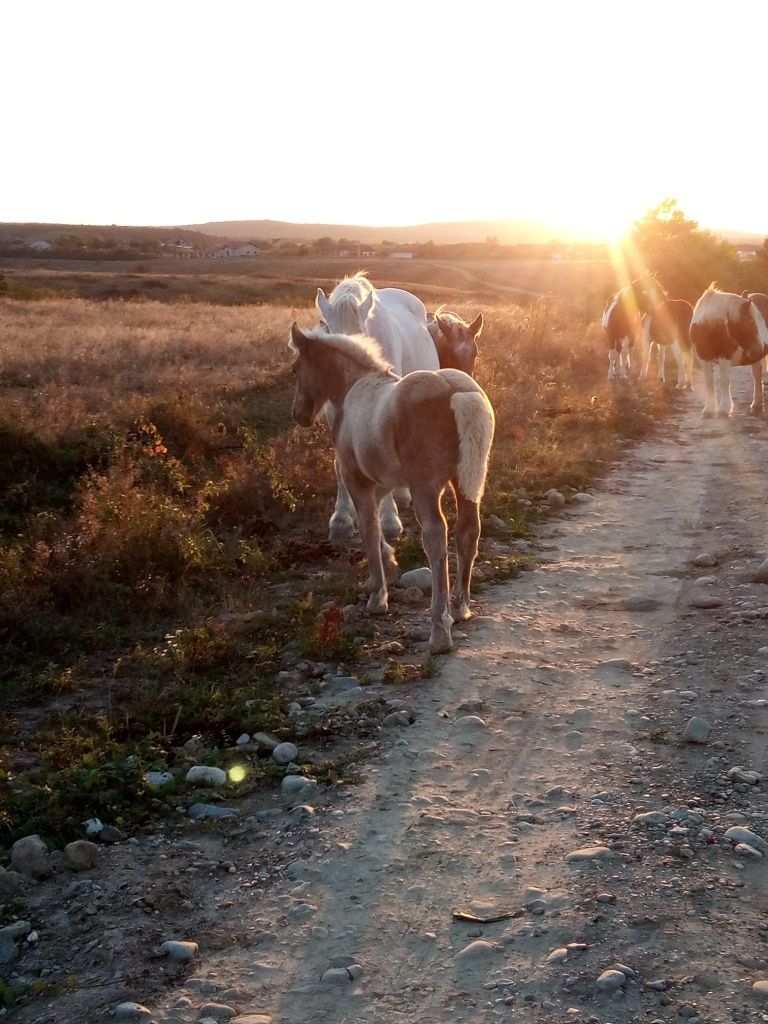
[[450, 390, 495, 503]]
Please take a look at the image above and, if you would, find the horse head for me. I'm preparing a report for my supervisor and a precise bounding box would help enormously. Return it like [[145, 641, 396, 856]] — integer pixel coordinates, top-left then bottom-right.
[[316, 286, 374, 335], [432, 311, 483, 376]]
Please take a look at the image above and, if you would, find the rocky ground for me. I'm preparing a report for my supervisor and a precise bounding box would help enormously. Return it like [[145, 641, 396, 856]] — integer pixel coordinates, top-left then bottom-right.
[[4, 375, 768, 1024]]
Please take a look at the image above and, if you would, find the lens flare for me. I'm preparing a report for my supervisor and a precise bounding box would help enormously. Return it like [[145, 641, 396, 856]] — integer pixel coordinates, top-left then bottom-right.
[[228, 765, 247, 784]]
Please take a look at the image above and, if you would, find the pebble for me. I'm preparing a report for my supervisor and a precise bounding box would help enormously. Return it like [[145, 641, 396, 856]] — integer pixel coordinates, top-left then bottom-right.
[[727, 767, 763, 785], [724, 826, 768, 853], [99, 825, 124, 844], [483, 514, 507, 536], [633, 811, 668, 827], [63, 840, 99, 871], [546, 947, 569, 963], [682, 717, 712, 743], [398, 567, 433, 590], [287, 804, 315, 821], [692, 553, 718, 567], [186, 766, 228, 786], [573, 492, 594, 504], [144, 770, 174, 788], [596, 969, 626, 992], [188, 804, 239, 820], [251, 732, 279, 752], [690, 594, 723, 609], [115, 1004, 153, 1023], [752, 980, 768, 997], [321, 966, 360, 984], [281, 775, 317, 797], [679, 690, 698, 700], [545, 488, 566, 508], [735, 843, 763, 860], [456, 939, 498, 961], [161, 940, 199, 962], [647, 979, 668, 991], [453, 715, 488, 729], [565, 846, 617, 863], [383, 711, 411, 728], [231, 1017, 273, 1024], [199, 1003, 238, 1020], [290, 903, 317, 920], [10, 834, 51, 879], [236, 733, 251, 746], [272, 743, 299, 765]]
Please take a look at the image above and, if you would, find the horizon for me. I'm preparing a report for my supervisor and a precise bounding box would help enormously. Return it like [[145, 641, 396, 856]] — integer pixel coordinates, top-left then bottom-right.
[[5, 1, 768, 239]]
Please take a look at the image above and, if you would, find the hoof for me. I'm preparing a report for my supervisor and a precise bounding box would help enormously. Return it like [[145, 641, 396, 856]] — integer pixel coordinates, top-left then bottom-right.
[[450, 599, 471, 622], [329, 515, 355, 546], [701, 409, 716, 419], [749, 404, 764, 417], [366, 593, 388, 615], [429, 628, 453, 655]]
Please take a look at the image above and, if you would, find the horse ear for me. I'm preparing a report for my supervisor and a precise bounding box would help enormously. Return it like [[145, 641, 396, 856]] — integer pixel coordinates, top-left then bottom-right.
[[469, 312, 484, 338], [359, 291, 374, 324], [436, 315, 453, 339], [316, 289, 331, 320], [290, 322, 311, 352], [742, 290, 750, 299]]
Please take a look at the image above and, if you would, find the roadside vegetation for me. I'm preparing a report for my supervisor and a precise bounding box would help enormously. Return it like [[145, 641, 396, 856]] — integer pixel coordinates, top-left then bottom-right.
[[0, 278, 676, 844]]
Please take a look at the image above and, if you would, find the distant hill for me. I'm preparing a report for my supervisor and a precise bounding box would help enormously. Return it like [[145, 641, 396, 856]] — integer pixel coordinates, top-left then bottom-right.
[[0, 222, 224, 247], [182, 218, 586, 246]]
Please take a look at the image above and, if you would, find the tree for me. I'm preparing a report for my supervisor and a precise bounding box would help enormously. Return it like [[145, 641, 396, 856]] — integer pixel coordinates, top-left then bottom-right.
[[624, 199, 741, 301]]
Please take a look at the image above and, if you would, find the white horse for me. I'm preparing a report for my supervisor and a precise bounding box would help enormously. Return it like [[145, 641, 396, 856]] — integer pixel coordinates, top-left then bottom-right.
[[316, 273, 438, 544], [289, 323, 495, 654]]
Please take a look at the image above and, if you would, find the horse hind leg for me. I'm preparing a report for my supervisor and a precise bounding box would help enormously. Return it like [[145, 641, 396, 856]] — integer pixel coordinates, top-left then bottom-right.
[[656, 343, 666, 383], [329, 456, 357, 546], [451, 487, 480, 623], [349, 482, 389, 615], [379, 492, 404, 542], [412, 484, 453, 654], [750, 361, 764, 415]]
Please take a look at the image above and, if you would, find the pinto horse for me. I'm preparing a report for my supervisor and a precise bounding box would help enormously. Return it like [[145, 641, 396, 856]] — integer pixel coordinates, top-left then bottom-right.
[[602, 274, 665, 380], [315, 272, 438, 545], [289, 323, 495, 654], [639, 299, 694, 389], [427, 308, 483, 376]]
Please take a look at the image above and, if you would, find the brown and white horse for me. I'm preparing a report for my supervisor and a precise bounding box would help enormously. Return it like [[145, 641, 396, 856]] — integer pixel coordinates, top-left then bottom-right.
[[289, 323, 495, 654], [602, 274, 665, 380], [745, 292, 768, 414], [690, 287, 768, 417], [639, 299, 694, 389], [427, 309, 483, 377]]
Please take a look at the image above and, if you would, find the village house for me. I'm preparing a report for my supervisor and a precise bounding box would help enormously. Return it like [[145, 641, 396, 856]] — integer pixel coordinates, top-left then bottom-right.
[[216, 242, 260, 257]]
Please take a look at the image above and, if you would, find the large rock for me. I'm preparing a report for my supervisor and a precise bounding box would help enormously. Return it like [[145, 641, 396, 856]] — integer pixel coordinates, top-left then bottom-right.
[[115, 1003, 153, 1023], [186, 765, 227, 786], [63, 840, 99, 872], [0, 866, 26, 897], [398, 567, 433, 591], [160, 939, 199, 962], [682, 717, 712, 743], [724, 826, 768, 853], [272, 742, 299, 765], [10, 834, 51, 879]]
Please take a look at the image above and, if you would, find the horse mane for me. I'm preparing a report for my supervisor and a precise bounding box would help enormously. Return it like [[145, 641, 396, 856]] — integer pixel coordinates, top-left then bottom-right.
[[290, 325, 392, 374]]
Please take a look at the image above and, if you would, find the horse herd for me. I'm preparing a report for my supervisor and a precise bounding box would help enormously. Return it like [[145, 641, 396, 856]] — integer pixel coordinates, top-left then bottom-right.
[[287, 271, 768, 653], [603, 276, 768, 417]]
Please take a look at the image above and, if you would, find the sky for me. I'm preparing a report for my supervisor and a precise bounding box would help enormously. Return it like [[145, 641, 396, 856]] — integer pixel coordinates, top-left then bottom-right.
[[4, 0, 768, 240]]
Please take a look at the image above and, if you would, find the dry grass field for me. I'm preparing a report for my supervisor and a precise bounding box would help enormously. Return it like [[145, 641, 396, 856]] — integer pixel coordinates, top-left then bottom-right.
[[0, 287, 674, 844]]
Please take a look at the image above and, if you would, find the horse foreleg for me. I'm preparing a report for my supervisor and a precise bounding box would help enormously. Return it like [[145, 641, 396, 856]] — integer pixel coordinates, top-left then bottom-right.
[[329, 456, 357, 546], [607, 349, 618, 381], [379, 492, 404, 542], [718, 360, 734, 417], [412, 486, 452, 654], [671, 342, 686, 389], [701, 360, 716, 417], [656, 344, 667, 383], [750, 361, 764, 415], [350, 483, 389, 615], [451, 488, 481, 623], [620, 337, 631, 380]]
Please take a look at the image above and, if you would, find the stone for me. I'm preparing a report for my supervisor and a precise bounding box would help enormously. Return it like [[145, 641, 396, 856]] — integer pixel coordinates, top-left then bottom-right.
[[752, 559, 768, 584], [724, 826, 768, 853], [10, 834, 51, 879], [596, 969, 627, 992], [188, 803, 239, 820], [281, 775, 317, 797], [0, 937, 18, 965], [545, 489, 566, 508], [199, 1005, 238, 1020], [272, 743, 299, 765], [397, 586, 424, 605], [633, 811, 668, 827], [456, 939, 498, 961], [231, 1017, 272, 1024], [692, 552, 718, 567], [546, 947, 569, 963], [735, 843, 763, 860], [321, 967, 358, 984], [573, 492, 594, 504], [682, 717, 712, 743], [565, 846, 618, 863], [99, 825, 124, 844], [727, 767, 763, 785], [398, 567, 433, 590], [454, 715, 488, 729], [115, 1004, 153, 1023], [161, 940, 199, 962], [236, 733, 251, 746], [483, 514, 507, 536], [144, 770, 174, 788], [63, 840, 99, 871], [752, 980, 768, 997], [383, 711, 411, 728], [690, 594, 723, 609], [0, 866, 26, 897], [329, 675, 361, 690], [186, 765, 227, 786], [251, 732, 279, 752], [622, 596, 662, 612], [0, 921, 30, 942]]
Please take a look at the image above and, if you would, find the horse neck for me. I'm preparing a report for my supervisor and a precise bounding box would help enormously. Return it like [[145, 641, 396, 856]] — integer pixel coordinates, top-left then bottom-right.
[[321, 350, 384, 411]]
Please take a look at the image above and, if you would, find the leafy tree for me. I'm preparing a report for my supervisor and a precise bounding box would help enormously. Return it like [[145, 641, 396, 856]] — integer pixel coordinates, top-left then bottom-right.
[[624, 199, 742, 301]]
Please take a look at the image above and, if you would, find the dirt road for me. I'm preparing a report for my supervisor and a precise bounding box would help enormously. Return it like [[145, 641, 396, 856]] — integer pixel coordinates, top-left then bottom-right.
[[8, 374, 768, 1024]]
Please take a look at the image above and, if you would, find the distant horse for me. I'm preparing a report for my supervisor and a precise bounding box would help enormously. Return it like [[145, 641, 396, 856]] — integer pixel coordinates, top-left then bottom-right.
[[639, 299, 694, 389], [427, 308, 484, 376], [289, 323, 495, 654], [690, 286, 768, 417], [315, 272, 438, 544], [602, 274, 665, 380]]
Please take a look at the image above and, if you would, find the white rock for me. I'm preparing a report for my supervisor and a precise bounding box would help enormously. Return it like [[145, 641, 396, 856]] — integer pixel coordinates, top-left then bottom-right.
[[272, 743, 299, 765], [727, 766, 763, 785], [546, 947, 569, 963], [398, 567, 433, 590], [453, 715, 488, 729], [236, 733, 251, 746], [199, 1005, 238, 1021], [735, 843, 764, 860], [456, 939, 499, 961], [565, 846, 617, 863], [281, 775, 317, 797], [596, 969, 627, 992], [572, 492, 594, 504], [161, 940, 199, 962], [115, 1003, 153, 1023], [753, 980, 768, 997], [724, 826, 768, 853], [633, 811, 667, 827], [186, 765, 227, 786], [144, 770, 174, 789]]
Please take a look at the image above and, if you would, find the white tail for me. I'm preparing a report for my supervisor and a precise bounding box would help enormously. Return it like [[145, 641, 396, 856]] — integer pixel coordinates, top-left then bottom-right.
[[450, 391, 495, 502]]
